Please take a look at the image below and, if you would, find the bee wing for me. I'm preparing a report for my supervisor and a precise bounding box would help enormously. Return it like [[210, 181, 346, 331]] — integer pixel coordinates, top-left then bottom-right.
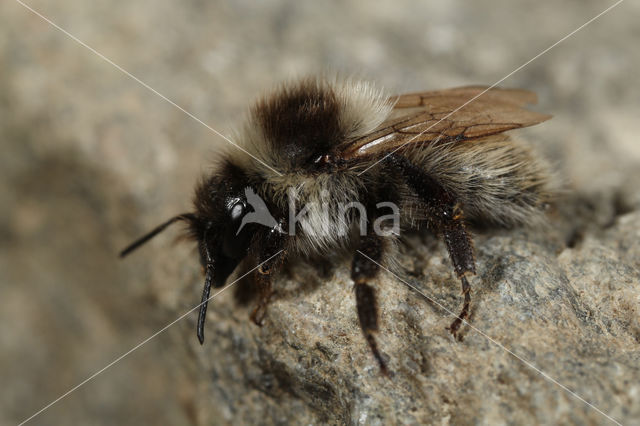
[[389, 86, 541, 109], [336, 86, 551, 159]]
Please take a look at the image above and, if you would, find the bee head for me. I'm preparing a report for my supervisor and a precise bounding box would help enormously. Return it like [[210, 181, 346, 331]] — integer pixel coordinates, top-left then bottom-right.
[[119, 159, 266, 344], [119, 160, 257, 288], [189, 162, 258, 286]]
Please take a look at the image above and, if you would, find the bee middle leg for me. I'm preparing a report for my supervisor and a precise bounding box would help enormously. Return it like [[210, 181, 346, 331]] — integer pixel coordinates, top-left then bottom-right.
[[352, 233, 389, 375], [387, 154, 476, 339]]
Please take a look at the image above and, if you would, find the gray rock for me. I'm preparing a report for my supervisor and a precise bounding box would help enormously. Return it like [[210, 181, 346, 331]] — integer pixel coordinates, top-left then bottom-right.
[[1, 0, 639, 425], [186, 210, 640, 425]]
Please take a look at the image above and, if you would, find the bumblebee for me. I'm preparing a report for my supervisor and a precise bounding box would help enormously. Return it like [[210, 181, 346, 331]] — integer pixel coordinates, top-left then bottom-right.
[[121, 78, 553, 374]]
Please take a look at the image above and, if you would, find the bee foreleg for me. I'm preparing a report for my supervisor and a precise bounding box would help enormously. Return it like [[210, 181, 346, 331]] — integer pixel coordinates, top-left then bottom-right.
[[250, 274, 272, 326], [250, 228, 286, 326], [352, 234, 389, 376]]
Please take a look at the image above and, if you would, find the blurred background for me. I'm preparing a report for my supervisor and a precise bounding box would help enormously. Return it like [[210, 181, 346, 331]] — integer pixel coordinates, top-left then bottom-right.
[[1, 0, 639, 424]]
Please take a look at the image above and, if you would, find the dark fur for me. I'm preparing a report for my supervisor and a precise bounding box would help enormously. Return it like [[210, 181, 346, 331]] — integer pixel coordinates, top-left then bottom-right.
[[255, 80, 344, 168]]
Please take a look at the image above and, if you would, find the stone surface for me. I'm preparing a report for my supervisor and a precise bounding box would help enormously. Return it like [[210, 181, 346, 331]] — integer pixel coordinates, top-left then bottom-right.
[[1, 0, 639, 425]]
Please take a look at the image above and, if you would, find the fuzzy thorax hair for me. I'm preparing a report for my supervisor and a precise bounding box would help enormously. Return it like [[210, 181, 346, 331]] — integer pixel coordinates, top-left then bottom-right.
[[208, 78, 554, 250], [231, 77, 393, 176]]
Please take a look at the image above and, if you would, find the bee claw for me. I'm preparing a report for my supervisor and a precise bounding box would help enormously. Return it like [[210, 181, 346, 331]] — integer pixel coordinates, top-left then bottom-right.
[[250, 305, 267, 326]]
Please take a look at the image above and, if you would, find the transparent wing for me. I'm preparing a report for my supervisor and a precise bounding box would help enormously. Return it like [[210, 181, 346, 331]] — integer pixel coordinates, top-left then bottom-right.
[[335, 86, 551, 159]]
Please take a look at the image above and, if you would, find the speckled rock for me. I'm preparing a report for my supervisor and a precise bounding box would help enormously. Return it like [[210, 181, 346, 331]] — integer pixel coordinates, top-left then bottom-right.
[[2, 0, 639, 425], [186, 207, 640, 425]]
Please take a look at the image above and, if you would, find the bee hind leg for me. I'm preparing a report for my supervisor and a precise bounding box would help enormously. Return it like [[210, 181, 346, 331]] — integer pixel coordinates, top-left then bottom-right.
[[441, 212, 475, 340], [387, 154, 476, 340]]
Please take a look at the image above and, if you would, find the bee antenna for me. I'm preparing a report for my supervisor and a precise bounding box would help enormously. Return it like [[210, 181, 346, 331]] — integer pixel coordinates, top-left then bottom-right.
[[119, 213, 197, 258], [197, 226, 214, 344]]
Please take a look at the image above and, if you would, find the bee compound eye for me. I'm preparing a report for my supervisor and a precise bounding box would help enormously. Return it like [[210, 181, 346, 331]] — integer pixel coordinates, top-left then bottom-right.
[[229, 201, 245, 222], [222, 202, 253, 260]]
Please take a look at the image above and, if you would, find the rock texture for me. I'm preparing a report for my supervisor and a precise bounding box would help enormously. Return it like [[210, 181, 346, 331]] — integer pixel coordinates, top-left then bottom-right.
[[1, 1, 639, 425]]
